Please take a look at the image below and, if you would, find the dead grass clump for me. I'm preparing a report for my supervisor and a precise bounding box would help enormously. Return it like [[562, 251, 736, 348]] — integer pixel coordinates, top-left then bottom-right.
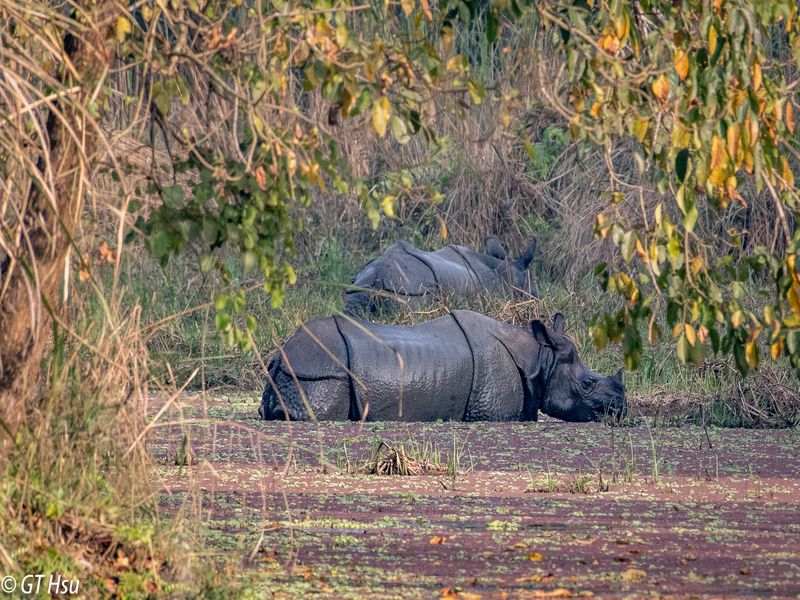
[[707, 364, 800, 428], [362, 441, 449, 476], [632, 360, 800, 428]]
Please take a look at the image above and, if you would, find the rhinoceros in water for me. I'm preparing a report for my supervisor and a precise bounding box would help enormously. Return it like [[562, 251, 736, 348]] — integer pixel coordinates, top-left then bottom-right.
[[259, 310, 625, 423], [344, 236, 538, 315]]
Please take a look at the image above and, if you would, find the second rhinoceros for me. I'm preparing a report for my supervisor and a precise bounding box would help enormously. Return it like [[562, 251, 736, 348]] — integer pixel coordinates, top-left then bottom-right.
[[259, 310, 625, 423], [344, 236, 538, 315]]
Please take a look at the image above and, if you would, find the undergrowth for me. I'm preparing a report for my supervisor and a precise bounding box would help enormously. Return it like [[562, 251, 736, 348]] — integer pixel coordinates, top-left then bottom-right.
[[125, 234, 800, 429]]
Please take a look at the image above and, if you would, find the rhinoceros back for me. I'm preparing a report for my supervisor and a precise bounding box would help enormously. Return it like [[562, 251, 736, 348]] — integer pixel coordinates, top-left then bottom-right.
[[345, 242, 437, 314], [337, 314, 473, 421], [404, 244, 486, 297]]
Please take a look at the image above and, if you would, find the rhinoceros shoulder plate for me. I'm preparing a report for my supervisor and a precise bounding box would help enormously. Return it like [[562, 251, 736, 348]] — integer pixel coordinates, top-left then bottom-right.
[[451, 310, 528, 421]]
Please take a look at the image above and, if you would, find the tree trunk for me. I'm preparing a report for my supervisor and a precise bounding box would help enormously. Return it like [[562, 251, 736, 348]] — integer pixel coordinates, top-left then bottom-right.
[[0, 5, 120, 460]]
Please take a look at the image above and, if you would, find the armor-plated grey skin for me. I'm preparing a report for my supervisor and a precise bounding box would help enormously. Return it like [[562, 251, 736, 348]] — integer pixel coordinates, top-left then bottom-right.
[[344, 236, 538, 315], [259, 311, 625, 423]]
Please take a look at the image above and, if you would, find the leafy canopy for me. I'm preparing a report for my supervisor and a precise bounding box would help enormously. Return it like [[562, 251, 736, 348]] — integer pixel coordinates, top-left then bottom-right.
[[11, 0, 800, 374], [538, 0, 800, 376]]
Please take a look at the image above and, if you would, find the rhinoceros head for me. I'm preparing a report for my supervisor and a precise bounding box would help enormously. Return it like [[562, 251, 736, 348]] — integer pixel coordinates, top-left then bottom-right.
[[485, 236, 538, 297], [531, 313, 626, 422]]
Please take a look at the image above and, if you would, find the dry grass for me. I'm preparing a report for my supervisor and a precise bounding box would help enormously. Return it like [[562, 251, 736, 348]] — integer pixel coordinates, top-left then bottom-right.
[[362, 441, 449, 476]]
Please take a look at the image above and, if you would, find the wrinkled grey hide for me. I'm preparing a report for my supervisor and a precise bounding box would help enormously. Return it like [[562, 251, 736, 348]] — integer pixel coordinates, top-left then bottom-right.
[[259, 310, 625, 423], [344, 236, 538, 315]]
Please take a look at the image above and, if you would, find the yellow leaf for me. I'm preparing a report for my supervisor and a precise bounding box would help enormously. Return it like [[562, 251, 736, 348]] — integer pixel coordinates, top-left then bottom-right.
[[744, 115, 759, 146], [685, 324, 697, 346], [771, 338, 783, 360], [709, 135, 729, 188], [745, 339, 759, 369], [590, 102, 603, 118], [787, 102, 796, 134], [527, 552, 543, 561], [621, 568, 647, 581], [381, 195, 396, 218], [753, 61, 762, 91], [709, 25, 718, 55], [636, 238, 648, 262], [446, 55, 465, 72], [789, 254, 798, 282], [441, 26, 454, 54], [335, 24, 348, 48], [371, 96, 392, 138], [440, 218, 448, 240], [115, 16, 132, 43], [648, 315, 660, 344], [632, 117, 649, 142], [530, 590, 573, 598], [652, 75, 669, 102], [725, 175, 742, 203], [781, 156, 795, 190], [690, 255, 705, 274], [727, 123, 741, 165], [710, 135, 728, 170], [731, 310, 745, 328], [599, 32, 621, 53], [674, 50, 689, 80], [429, 536, 447, 544], [595, 213, 612, 238], [401, 0, 414, 16], [614, 12, 630, 40], [788, 282, 800, 317]]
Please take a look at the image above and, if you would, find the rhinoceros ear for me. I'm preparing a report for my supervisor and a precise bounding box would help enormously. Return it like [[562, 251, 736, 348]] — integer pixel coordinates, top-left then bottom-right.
[[484, 236, 508, 260], [551, 313, 566, 342], [515, 237, 537, 270], [530, 320, 553, 346]]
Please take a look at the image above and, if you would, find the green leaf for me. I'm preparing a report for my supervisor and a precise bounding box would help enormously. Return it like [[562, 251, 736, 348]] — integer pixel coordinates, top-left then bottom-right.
[[162, 185, 184, 208], [486, 10, 498, 43], [199, 253, 215, 272], [391, 116, 411, 144], [675, 149, 689, 183], [215, 312, 231, 331], [152, 82, 171, 116], [621, 231, 636, 263], [677, 333, 690, 363], [148, 230, 172, 259]]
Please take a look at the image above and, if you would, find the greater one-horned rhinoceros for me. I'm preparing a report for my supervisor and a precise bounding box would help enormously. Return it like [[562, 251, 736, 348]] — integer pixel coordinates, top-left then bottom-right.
[[344, 236, 538, 315], [259, 310, 625, 423]]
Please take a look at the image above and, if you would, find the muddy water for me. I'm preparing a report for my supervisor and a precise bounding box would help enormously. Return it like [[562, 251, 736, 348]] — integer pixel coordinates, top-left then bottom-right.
[[153, 396, 800, 598]]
